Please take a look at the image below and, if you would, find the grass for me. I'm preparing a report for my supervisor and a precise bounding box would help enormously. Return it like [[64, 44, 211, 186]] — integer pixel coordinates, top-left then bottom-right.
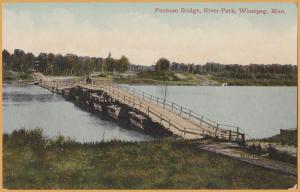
[[115, 71, 205, 85], [3, 70, 34, 81], [4, 129, 296, 189], [209, 73, 297, 86], [259, 130, 297, 147], [114, 71, 297, 86]]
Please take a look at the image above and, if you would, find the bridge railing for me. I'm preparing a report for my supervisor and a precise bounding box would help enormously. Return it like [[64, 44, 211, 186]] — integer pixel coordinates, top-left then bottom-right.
[[106, 86, 226, 140], [113, 84, 245, 142]]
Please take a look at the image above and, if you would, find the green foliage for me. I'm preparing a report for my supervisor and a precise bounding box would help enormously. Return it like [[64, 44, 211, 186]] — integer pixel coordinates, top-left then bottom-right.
[[260, 131, 297, 147], [4, 129, 296, 189], [3, 71, 34, 81], [137, 71, 178, 81], [3, 49, 130, 76], [155, 58, 170, 72], [210, 75, 297, 86]]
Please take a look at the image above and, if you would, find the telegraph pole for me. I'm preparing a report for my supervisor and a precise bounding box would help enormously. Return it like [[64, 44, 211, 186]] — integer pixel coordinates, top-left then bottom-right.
[[164, 79, 168, 100]]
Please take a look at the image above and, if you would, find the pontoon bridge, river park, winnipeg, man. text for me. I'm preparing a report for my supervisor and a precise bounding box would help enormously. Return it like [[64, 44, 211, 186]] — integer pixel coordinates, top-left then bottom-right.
[[154, 7, 286, 15]]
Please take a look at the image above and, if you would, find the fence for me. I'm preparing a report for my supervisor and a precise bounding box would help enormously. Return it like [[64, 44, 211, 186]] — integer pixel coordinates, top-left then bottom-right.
[[105, 84, 245, 143]]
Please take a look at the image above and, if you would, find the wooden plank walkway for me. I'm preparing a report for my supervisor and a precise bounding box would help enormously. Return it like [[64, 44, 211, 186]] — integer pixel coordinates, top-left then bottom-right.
[[33, 72, 245, 143], [33, 72, 297, 176], [198, 141, 297, 176], [80, 83, 244, 142]]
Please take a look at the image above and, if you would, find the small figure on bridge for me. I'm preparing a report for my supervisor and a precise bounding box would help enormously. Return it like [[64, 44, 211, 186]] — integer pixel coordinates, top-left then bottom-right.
[[257, 143, 262, 153], [86, 77, 92, 84], [251, 143, 257, 152]]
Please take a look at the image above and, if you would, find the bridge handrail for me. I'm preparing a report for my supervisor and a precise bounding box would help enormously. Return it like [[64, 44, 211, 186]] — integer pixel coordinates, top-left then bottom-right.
[[114, 84, 244, 136], [75, 83, 245, 142], [105, 86, 242, 141]]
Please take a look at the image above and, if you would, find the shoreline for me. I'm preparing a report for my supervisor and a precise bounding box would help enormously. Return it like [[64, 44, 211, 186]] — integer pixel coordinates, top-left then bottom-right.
[[3, 129, 297, 189]]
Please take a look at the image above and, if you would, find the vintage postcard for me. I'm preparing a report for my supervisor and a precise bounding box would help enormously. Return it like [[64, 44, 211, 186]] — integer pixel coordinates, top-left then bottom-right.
[[2, 2, 298, 189]]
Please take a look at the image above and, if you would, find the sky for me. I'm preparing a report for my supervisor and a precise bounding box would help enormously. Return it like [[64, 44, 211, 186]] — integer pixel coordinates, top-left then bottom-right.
[[3, 3, 297, 65]]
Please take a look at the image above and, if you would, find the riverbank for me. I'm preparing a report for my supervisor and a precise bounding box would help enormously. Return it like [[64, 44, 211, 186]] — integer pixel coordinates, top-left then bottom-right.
[[245, 129, 297, 165], [210, 74, 297, 86], [4, 129, 296, 189], [114, 72, 221, 86], [3, 70, 35, 82], [114, 72, 297, 86], [258, 129, 297, 147]]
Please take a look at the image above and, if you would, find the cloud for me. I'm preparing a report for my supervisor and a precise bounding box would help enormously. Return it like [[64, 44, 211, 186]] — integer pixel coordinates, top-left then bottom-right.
[[3, 8, 297, 65]]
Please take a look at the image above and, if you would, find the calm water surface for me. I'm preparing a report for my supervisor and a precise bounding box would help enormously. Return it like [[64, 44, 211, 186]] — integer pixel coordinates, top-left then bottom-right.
[[3, 82, 297, 141], [131, 85, 297, 139], [3, 82, 152, 142]]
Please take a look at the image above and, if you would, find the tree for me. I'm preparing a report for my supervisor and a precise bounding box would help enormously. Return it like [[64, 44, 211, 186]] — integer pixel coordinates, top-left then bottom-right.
[[45, 53, 55, 74], [54, 54, 66, 74], [36, 53, 47, 72], [117, 55, 129, 73], [2, 49, 11, 70], [105, 57, 115, 73], [11, 49, 25, 72], [65, 54, 78, 75], [22, 53, 34, 72], [155, 58, 170, 72]]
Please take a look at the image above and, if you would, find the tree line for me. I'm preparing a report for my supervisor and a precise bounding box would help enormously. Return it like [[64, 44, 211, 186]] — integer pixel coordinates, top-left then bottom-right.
[[3, 49, 297, 77], [170, 61, 297, 75], [2, 49, 130, 75], [153, 58, 297, 76]]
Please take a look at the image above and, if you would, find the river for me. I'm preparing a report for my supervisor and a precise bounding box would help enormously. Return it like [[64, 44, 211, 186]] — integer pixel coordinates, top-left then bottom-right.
[[130, 85, 297, 139], [3, 82, 153, 142], [3, 82, 297, 141]]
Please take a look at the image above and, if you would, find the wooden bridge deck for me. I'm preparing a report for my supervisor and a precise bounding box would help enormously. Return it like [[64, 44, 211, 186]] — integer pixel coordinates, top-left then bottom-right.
[[83, 84, 204, 139], [34, 72, 245, 143], [80, 83, 244, 142]]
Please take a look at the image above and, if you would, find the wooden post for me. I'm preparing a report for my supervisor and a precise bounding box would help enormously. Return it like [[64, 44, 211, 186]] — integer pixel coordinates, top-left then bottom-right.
[[183, 128, 186, 139], [241, 134, 245, 145], [163, 99, 166, 108], [229, 130, 232, 141], [215, 124, 219, 137], [189, 110, 191, 118], [180, 106, 182, 115], [147, 106, 150, 115], [200, 116, 203, 126]]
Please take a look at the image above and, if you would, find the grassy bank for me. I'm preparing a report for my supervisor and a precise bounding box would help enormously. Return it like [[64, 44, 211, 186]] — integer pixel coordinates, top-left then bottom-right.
[[115, 72, 219, 86], [3, 70, 34, 82], [259, 130, 297, 147], [4, 129, 296, 189], [209, 73, 297, 86], [247, 129, 297, 147], [114, 71, 296, 86]]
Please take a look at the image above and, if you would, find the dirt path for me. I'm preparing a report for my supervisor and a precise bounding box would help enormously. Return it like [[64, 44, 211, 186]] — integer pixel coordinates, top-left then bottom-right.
[[198, 141, 297, 176]]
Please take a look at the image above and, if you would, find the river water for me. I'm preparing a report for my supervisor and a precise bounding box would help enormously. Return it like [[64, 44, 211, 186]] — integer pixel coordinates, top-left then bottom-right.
[[130, 85, 297, 139], [3, 82, 152, 142], [3, 82, 297, 142]]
